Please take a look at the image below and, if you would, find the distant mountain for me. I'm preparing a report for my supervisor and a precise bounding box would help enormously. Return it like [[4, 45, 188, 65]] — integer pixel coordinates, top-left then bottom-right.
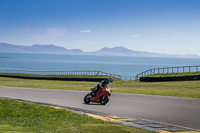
[[94, 46, 135, 55], [0, 43, 83, 54], [0, 43, 199, 58], [89, 46, 152, 56], [88, 46, 200, 58], [29, 44, 68, 53]]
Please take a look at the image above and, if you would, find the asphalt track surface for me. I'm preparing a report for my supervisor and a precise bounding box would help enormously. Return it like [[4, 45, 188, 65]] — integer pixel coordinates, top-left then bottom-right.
[[0, 86, 200, 130]]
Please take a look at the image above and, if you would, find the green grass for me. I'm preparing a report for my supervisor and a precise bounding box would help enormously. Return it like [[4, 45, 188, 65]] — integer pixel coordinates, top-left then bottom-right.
[[0, 73, 118, 78], [0, 75, 200, 99], [111, 80, 200, 98], [146, 72, 200, 77], [0, 99, 151, 133], [0, 73, 122, 82]]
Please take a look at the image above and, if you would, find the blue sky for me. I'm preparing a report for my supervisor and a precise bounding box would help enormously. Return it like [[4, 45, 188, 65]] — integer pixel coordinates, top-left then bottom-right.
[[0, 0, 200, 55]]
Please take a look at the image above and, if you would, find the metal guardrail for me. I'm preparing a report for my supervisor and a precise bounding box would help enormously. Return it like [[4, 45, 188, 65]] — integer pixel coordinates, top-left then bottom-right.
[[135, 65, 200, 80], [2, 65, 199, 81], [0, 70, 123, 80]]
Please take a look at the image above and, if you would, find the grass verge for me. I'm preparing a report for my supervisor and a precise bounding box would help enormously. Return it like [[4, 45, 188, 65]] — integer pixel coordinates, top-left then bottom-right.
[[0, 98, 151, 133], [146, 72, 200, 77], [0, 72, 200, 98], [0, 76, 200, 99]]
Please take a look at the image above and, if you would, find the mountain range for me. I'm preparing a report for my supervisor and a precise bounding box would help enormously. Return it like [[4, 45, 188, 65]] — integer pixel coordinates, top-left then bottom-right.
[[0, 43, 199, 58]]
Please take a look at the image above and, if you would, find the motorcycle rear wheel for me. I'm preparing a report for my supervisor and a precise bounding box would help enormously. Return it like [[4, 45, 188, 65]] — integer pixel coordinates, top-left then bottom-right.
[[84, 93, 91, 104]]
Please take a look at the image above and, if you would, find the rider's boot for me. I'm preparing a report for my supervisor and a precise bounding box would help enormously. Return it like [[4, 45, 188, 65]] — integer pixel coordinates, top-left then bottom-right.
[[91, 91, 96, 97], [91, 88, 97, 97], [94, 91, 96, 97]]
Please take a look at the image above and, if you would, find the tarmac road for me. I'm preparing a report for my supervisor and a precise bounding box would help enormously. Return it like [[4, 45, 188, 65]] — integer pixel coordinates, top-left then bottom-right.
[[0, 86, 200, 130]]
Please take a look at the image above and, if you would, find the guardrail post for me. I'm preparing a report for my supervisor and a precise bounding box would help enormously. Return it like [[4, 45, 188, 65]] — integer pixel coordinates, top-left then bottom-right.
[[135, 75, 138, 80]]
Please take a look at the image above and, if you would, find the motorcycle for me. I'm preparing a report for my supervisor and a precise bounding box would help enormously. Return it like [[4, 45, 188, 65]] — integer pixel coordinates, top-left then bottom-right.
[[84, 86, 111, 105]]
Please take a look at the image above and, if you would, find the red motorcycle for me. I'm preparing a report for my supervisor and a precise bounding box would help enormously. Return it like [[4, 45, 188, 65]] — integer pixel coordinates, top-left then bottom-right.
[[84, 87, 111, 105]]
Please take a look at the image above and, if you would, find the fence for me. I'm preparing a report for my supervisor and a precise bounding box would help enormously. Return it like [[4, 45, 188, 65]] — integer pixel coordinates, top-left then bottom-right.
[[135, 65, 200, 80], [1, 65, 200, 81], [0, 70, 123, 80]]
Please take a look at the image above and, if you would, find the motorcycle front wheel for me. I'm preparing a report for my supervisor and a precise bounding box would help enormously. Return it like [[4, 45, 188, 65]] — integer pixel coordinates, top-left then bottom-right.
[[100, 96, 109, 105], [84, 93, 91, 104]]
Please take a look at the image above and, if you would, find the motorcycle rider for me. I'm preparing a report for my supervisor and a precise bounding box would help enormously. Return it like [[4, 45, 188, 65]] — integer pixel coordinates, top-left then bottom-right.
[[91, 78, 110, 97]]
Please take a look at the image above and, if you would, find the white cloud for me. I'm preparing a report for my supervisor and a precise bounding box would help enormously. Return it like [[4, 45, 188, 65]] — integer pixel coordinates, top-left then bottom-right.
[[24, 28, 67, 37], [46, 28, 67, 36], [80, 29, 91, 33], [132, 34, 139, 39], [33, 27, 67, 40], [24, 29, 32, 32], [21, 27, 68, 44]]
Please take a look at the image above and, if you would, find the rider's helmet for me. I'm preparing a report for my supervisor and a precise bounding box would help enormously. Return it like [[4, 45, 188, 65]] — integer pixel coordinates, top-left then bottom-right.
[[104, 78, 110, 84]]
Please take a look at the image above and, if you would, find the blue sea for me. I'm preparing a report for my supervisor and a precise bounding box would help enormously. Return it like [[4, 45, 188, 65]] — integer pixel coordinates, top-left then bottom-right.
[[0, 53, 200, 78]]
